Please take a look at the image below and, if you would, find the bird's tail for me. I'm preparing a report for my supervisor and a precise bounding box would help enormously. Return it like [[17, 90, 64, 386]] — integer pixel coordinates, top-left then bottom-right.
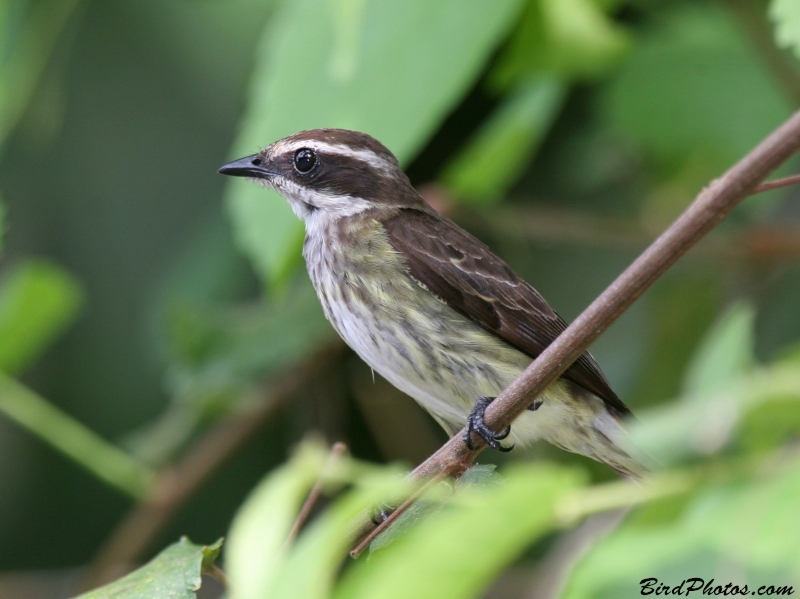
[[567, 401, 646, 480], [511, 383, 647, 479]]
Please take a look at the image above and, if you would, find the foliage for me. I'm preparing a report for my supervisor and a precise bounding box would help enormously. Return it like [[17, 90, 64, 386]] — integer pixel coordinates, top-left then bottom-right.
[[0, 260, 82, 374], [771, 0, 800, 60], [1, 0, 800, 596], [79, 299, 800, 597], [73, 538, 222, 599]]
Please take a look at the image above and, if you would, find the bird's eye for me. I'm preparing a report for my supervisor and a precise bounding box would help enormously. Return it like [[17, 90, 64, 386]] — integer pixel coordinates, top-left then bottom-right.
[[251, 157, 262, 166], [293, 148, 317, 174]]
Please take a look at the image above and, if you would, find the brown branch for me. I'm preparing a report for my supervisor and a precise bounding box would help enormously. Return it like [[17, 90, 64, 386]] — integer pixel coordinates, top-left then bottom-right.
[[79, 343, 345, 592], [284, 441, 348, 550], [353, 108, 800, 547], [450, 173, 800, 264], [469, 204, 800, 262], [349, 473, 447, 558], [753, 173, 800, 194]]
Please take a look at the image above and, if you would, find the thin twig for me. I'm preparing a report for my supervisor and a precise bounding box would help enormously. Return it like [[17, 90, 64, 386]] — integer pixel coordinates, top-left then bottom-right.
[[206, 564, 230, 587], [79, 343, 345, 592], [349, 473, 447, 559], [752, 173, 800, 194], [470, 204, 800, 262], [353, 108, 800, 545], [284, 441, 348, 550]]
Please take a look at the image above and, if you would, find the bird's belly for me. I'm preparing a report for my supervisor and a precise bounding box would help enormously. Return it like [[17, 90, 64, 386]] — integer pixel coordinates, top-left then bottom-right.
[[311, 266, 532, 432]]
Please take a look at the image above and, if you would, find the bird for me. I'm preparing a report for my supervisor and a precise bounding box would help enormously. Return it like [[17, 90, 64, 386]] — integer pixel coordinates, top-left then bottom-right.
[[219, 128, 641, 477]]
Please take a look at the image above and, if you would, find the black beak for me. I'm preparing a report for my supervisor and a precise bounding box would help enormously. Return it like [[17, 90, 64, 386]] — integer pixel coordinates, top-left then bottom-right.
[[218, 154, 274, 179]]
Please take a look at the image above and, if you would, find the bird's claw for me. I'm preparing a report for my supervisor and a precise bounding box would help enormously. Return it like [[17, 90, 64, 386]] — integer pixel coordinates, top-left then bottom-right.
[[464, 396, 514, 452]]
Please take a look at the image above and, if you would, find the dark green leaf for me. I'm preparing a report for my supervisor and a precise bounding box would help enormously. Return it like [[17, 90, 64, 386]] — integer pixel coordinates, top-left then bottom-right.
[[73, 537, 222, 599], [0, 193, 5, 255]]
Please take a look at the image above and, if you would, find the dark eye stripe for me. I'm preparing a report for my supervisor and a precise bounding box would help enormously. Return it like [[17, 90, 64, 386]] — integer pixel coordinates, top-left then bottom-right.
[[298, 153, 405, 199]]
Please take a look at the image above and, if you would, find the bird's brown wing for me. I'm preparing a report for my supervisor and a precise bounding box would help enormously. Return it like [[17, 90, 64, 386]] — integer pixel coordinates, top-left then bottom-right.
[[384, 207, 630, 417]]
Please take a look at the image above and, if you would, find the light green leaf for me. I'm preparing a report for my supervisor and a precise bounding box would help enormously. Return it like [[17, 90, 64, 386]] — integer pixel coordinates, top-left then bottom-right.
[[334, 463, 584, 599], [538, 0, 628, 76], [682, 302, 755, 397], [226, 441, 331, 599], [441, 78, 566, 204], [771, 0, 800, 60], [265, 461, 412, 599], [632, 364, 800, 467], [226, 0, 524, 287], [73, 537, 222, 599], [227, 439, 410, 599], [0, 259, 83, 374], [492, 0, 628, 88], [562, 458, 800, 599]]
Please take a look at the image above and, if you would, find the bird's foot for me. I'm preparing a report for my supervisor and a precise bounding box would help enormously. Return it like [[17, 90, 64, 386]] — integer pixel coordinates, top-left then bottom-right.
[[464, 396, 514, 452], [528, 398, 543, 411]]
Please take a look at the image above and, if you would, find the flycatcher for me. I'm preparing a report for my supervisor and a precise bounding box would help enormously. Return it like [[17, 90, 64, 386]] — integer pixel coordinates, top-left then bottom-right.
[[220, 128, 640, 477]]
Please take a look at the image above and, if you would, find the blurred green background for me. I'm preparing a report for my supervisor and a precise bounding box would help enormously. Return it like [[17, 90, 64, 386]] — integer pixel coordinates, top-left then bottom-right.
[[1, 0, 800, 597]]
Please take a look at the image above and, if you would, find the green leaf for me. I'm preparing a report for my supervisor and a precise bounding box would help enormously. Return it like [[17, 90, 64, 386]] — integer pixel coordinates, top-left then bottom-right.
[[454, 463, 504, 491], [0, 192, 5, 255], [0, 259, 83, 374], [602, 5, 795, 175], [226, 439, 410, 599], [0, 0, 82, 148], [369, 464, 505, 554], [226, 0, 524, 287], [226, 441, 331, 599], [562, 458, 800, 599], [771, 0, 800, 60], [631, 363, 800, 467], [334, 463, 584, 599], [264, 461, 412, 599], [492, 0, 629, 88], [0, 374, 154, 499], [682, 302, 755, 397], [440, 78, 566, 203], [73, 537, 222, 599]]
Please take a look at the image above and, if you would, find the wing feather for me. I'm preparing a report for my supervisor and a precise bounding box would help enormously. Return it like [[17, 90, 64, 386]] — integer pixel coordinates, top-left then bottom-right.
[[384, 207, 630, 417]]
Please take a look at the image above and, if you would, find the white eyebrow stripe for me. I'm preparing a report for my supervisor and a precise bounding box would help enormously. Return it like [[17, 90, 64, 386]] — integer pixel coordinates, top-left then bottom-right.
[[276, 139, 396, 172]]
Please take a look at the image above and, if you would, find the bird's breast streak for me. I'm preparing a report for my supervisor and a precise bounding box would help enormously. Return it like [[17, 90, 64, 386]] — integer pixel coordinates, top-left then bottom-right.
[[303, 222, 532, 430]]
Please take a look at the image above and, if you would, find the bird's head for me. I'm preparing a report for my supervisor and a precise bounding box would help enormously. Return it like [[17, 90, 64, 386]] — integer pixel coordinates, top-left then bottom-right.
[[219, 129, 419, 222]]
